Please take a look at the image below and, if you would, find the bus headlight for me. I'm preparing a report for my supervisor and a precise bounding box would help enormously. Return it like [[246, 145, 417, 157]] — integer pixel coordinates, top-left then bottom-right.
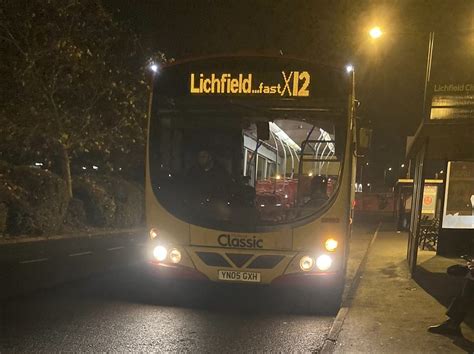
[[316, 254, 332, 271], [169, 249, 182, 264], [153, 245, 167, 261], [299, 256, 314, 271], [325, 238, 338, 252], [149, 228, 159, 239]]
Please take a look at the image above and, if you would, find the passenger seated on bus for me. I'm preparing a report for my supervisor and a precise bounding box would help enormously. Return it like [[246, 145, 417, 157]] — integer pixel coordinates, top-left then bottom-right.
[[186, 149, 232, 202], [305, 175, 329, 207]]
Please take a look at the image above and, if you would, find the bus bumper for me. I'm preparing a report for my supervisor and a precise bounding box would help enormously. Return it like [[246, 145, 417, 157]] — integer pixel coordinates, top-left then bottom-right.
[[149, 261, 209, 281], [149, 260, 342, 287]]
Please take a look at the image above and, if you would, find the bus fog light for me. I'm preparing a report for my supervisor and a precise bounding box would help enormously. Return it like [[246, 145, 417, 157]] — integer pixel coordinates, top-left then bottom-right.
[[153, 245, 167, 261], [149, 228, 159, 239], [316, 255, 332, 271], [299, 256, 314, 271], [169, 249, 182, 264], [325, 238, 338, 252]]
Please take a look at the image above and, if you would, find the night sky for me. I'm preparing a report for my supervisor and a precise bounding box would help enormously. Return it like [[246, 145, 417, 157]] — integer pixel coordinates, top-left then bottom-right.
[[103, 0, 474, 186]]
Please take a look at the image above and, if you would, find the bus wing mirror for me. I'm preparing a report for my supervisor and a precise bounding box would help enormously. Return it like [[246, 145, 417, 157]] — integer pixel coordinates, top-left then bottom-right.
[[256, 122, 270, 141], [357, 127, 372, 155]]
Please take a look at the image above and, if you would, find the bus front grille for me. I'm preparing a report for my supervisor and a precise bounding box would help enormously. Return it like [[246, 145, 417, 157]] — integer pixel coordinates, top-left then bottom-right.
[[196, 252, 231, 267], [196, 251, 285, 270], [247, 255, 285, 269], [226, 253, 253, 268]]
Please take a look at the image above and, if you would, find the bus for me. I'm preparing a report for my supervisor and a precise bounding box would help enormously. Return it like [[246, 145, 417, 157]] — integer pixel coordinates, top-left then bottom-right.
[[146, 55, 357, 313]]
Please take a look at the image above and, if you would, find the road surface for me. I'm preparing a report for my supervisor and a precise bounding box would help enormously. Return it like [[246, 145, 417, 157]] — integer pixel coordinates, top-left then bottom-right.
[[0, 223, 376, 352]]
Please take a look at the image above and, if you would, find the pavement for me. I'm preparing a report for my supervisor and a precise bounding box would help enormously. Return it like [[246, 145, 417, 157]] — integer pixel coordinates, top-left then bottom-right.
[[332, 224, 474, 353]]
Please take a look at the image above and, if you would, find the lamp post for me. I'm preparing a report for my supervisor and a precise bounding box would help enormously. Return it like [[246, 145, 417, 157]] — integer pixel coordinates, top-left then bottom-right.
[[146, 62, 159, 124], [383, 167, 392, 187], [368, 26, 435, 117]]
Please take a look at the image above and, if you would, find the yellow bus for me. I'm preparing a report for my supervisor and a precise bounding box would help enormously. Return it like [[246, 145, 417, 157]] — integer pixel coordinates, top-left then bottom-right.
[[146, 55, 357, 313]]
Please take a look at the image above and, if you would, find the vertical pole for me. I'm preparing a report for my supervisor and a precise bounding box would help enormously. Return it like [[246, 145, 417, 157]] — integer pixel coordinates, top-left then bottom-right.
[[147, 71, 156, 126], [350, 68, 357, 226], [422, 32, 435, 117], [408, 139, 428, 275], [243, 148, 248, 176]]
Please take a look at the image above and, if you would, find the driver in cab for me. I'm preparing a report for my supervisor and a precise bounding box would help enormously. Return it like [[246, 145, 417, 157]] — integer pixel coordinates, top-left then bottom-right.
[[186, 149, 232, 203]]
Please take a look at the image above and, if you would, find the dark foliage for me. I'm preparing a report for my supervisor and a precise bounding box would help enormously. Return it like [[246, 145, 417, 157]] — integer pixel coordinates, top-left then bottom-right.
[[72, 174, 144, 228], [0, 0, 149, 197], [73, 176, 117, 227], [0, 166, 68, 235], [64, 198, 87, 229]]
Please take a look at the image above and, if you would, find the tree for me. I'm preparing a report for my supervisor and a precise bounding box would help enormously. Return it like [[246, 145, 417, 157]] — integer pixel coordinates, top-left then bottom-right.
[[0, 0, 148, 198]]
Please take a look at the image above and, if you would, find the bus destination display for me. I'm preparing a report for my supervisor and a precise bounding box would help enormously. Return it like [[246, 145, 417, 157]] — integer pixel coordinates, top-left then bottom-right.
[[189, 71, 311, 97]]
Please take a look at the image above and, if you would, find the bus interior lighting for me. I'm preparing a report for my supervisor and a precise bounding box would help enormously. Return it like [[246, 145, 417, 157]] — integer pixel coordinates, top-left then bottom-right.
[[269, 122, 301, 152], [325, 238, 338, 252], [316, 255, 332, 271], [153, 245, 167, 262], [299, 256, 314, 271]]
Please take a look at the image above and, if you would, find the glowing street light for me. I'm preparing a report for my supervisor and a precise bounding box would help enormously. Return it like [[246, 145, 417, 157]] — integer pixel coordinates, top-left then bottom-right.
[[150, 63, 159, 73], [388, 167, 392, 171], [401, 164, 405, 168], [345, 64, 354, 74], [369, 26, 383, 39]]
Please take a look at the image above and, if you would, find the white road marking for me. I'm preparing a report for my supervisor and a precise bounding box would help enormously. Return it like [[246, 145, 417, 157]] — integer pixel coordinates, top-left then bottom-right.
[[107, 246, 124, 251], [68, 251, 92, 257], [19, 258, 49, 264]]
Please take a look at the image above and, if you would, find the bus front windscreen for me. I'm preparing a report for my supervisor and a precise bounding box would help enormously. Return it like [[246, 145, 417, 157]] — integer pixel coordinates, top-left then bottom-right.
[[149, 100, 346, 231]]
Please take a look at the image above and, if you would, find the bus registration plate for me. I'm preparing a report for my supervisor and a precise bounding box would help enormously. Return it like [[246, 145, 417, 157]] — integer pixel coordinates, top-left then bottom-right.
[[218, 270, 261, 283]]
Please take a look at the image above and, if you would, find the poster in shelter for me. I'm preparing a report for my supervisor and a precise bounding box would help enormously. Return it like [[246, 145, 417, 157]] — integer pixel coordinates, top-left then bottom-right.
[[442, 161, 474, 229]]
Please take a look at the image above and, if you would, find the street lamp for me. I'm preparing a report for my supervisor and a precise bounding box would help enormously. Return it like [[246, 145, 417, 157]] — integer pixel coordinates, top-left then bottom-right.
[[369, 26, 383, 39], [150, 63, 159, 73]]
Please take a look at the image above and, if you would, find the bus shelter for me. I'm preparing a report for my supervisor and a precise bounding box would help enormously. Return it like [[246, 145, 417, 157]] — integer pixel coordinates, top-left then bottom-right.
[[406, 115, 474, 274], [395, 178, 443, 233], [405, 32, 473, 274]]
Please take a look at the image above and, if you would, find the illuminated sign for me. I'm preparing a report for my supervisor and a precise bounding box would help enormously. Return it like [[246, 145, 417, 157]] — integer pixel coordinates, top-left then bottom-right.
[[429, 82, 474, 120], [422, 185, 438, 215], [189, 71, 311, 97], [433, 83, 474, 93], [442, 161, 474, 229]]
